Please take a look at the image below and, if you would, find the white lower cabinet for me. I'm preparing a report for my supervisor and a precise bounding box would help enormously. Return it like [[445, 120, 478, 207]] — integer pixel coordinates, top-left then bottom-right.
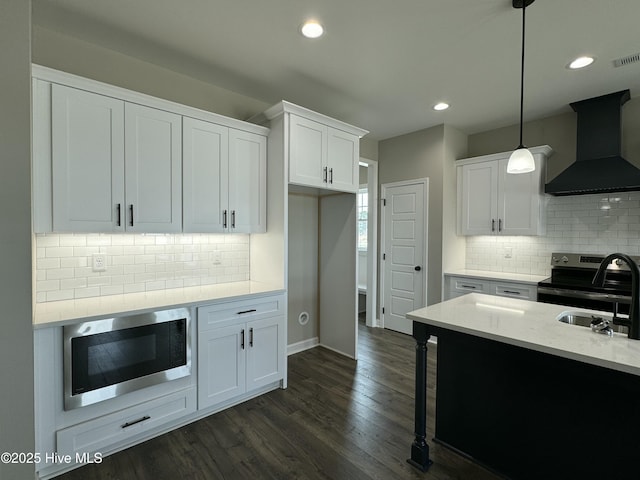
[[56, 388, 196, 457], [197, 294, 285, 410], [446, 275, 537, 301]]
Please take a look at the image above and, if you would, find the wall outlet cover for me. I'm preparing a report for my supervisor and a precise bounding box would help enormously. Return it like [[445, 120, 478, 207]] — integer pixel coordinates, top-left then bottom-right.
[[92, 253, 107, 272]]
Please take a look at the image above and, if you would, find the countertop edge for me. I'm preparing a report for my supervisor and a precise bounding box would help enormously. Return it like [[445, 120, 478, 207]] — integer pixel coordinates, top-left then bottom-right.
[[407, 293, 640, 377], [33, 281, 286, 329], [444, 269, 548, 285]]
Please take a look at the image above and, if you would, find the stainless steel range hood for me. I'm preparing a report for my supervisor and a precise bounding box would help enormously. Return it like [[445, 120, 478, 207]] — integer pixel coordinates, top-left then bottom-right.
[[545, 90, 640, 196]]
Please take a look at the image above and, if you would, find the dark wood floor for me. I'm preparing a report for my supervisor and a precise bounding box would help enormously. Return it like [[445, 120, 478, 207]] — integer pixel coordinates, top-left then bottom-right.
[[57, 322, 501, 480]]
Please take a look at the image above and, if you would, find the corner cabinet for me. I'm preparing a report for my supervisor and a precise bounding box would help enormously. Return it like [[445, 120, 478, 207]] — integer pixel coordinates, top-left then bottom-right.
[[457, 145, 553, 236], [32, 65, 269, 234], [254, 101, 367, 194]]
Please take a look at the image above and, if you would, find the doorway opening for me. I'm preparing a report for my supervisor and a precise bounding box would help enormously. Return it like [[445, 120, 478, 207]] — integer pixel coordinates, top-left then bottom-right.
[[357, 158, 379, 328]]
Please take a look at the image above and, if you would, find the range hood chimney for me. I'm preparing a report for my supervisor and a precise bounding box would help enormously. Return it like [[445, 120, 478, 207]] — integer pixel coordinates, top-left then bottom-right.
[[545, 89, 640, 195]]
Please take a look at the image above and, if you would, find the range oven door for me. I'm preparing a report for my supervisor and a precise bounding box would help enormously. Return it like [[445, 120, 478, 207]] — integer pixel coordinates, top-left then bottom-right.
[[64, 308, 191, 410]]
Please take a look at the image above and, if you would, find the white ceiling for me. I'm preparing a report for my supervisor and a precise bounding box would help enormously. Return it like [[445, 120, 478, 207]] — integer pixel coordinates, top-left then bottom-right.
[[32, 0, 640, 140]]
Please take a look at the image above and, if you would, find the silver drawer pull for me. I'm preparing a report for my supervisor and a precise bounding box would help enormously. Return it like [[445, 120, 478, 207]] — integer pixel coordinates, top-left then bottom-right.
[[460, 284, 477, 289], [503, 290, 521, 295], [237, 309, 257, 315], [121, 415, 150, 429]]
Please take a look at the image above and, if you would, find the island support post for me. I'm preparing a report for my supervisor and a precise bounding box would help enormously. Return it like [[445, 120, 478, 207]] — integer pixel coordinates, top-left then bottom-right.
[[407, 321, 433, 472]]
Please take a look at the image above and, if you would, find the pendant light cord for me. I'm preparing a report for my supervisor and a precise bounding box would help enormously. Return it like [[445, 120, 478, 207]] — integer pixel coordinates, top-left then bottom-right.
[[518, 2, 526, 149]]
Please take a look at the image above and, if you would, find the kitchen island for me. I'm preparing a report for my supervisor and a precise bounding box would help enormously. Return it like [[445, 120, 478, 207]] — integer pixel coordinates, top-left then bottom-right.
[[406, 293, 640, 480]]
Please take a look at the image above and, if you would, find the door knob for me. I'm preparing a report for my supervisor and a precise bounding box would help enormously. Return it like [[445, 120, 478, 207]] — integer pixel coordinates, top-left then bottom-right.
[[414, 266, 422, 271]]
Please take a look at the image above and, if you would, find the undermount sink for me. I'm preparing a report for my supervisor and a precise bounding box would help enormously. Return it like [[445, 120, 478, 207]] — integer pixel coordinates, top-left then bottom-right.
[[557, 311, 628, 334]]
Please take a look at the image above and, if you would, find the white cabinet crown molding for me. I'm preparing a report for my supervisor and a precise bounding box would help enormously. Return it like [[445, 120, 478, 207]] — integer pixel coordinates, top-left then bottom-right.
[[31, 64, 269, 136], [250, 100, 368, 138], [456, 145, 554, 166]]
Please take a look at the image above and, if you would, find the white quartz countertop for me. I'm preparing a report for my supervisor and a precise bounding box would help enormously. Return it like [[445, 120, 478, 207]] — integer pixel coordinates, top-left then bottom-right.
[[444, 269, 548, 285], [407, 293, 640, 377], [33, 281, 285, 329]]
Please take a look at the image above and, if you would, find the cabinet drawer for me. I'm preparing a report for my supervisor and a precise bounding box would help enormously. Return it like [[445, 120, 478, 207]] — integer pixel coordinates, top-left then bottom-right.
[[198, 294, 285, 331], [450, 277, 491, 295], [493, 283, 537, 301], [57, 388, 196, 456]]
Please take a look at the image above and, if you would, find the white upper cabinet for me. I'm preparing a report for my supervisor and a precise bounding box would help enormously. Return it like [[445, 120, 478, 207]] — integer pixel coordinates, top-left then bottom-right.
[[49, 85, 181, 232], [124, 103, 182, 233], [289, 114, 360, 193], [253, 101, 367, 194], [182, 118, 266, 233], [228, 129, 267, 233], [183, 118, 229, 233], [51, 84, 125, 232], [32, 66, 269, 234], [457, 145, 553, 236]]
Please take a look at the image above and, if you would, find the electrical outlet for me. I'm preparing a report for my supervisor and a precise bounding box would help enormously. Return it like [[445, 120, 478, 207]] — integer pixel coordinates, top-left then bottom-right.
[[92, 253, 107, 272], [504, 247, 513, 259], [211, 251, 222, 266]]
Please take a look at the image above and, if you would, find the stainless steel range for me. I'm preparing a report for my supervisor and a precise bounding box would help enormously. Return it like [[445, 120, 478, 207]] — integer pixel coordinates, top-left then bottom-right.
[[537, 252, 639, 319]]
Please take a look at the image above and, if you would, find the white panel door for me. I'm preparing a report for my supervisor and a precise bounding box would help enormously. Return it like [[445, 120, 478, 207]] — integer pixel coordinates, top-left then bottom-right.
[[289, 114, 327, 188], [382, 181, 426, 335], [246, 317, 283, 391], [229, 129, 267, 233], [51, 84, 125, 232], [460, 162, 498, 235], [197, 324, 246, 409], [327, 127, 359, 193], [182, 117, 229, 233], [124, 103, 182, 233]]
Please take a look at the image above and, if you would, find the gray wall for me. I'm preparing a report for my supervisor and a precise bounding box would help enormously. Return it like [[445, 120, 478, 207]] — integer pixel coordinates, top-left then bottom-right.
[[468, 97, 640, 180], [0, 1, 35, 479], [379, 124, 465, 307], [287, 194, 319, 345]]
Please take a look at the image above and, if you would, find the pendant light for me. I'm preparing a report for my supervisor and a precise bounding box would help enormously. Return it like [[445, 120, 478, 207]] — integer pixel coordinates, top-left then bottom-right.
[[507, 0, 536, 174]]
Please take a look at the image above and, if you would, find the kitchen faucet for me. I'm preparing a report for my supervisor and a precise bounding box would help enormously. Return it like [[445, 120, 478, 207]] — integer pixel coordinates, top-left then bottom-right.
[[592, 253, 640, 340]]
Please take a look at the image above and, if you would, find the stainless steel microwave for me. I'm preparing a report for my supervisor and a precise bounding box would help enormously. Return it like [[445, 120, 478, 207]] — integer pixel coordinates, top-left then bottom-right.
[[63, 308, 191, 410]]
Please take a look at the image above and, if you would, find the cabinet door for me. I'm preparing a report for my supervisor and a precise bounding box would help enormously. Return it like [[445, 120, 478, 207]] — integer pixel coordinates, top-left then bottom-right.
[[124, 103, 182, 233], [183, 117, 229, 233], [246, 317, 284, 391], [289, 114, 327, 189], [228, 130, 267, 233], [498, 157, 543, 235], [327, 127, 359, 193], [51, 84, 125, 232], [459, 162, 498, 235], [198, 324, 246, 409]]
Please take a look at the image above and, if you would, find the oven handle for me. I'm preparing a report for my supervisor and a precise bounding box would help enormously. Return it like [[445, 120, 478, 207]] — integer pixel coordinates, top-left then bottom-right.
[[537, 286, 631, 304]]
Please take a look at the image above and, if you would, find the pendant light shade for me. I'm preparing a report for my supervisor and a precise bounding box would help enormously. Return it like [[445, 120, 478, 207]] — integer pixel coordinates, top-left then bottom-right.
[[507, 0, 536, 174], [507, 147, 535, 173]]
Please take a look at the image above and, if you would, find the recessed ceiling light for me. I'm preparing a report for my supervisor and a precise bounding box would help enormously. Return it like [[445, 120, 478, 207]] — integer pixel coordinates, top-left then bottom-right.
[[301, 20, 324, 39], [568, 56, 595, 69], [433, 102, 450, 111]]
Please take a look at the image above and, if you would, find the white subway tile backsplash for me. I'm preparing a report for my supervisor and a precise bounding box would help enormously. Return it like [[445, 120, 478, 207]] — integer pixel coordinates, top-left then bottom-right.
[[35, 233, 250, 302], [465, 192, 640, 276]]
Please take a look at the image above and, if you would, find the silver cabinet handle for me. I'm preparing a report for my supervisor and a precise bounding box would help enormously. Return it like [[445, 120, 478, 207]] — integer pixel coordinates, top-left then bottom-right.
[[323, 166, 328, 183], [241, 329, 245, 350], [129, 205, 134, 226], [329, 168, 333, 184], [503, 290, 521, 295], [461, 284, 477, 289], [491, 219, 495, 232], [116, 204, 121, 227], [231, 210, 236, 229], [499, 219, 502, 232], [249, 327, 254, 347], [223, 210, 228, 229]]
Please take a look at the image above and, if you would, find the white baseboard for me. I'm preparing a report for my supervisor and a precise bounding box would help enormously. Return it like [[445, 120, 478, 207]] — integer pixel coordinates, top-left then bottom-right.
[[287, 337, 319, 356]]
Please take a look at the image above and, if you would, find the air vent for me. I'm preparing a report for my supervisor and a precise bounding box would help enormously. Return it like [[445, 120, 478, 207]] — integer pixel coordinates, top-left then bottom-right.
[[614, 53, 640, 68]]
